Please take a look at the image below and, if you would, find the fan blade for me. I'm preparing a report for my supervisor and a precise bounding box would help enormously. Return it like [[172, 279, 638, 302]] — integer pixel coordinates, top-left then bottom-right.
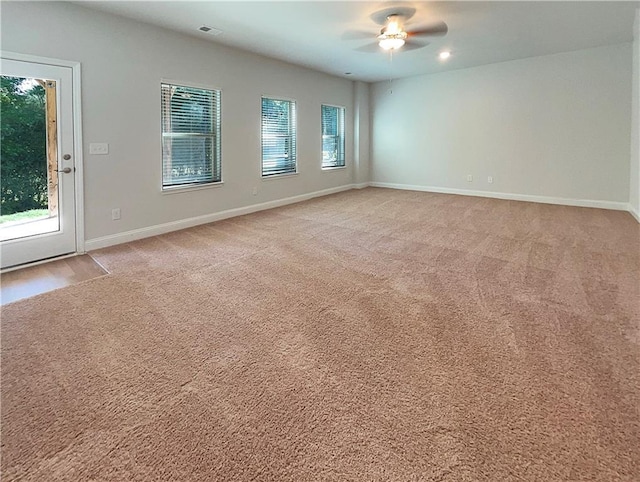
[[406, 21, 448, 38], [401, 39, 430, 51], [355, 42, 383, 53], [370, 6, 416, 25]]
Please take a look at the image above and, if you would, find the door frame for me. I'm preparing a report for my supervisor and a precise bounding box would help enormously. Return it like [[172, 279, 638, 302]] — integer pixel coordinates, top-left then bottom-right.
[[1, 51, 85, 257]]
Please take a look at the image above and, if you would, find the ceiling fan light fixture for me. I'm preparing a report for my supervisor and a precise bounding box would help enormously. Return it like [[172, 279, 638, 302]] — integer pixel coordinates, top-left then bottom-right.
[[378, 14, 408, 51], [379, 37, 406, 50]]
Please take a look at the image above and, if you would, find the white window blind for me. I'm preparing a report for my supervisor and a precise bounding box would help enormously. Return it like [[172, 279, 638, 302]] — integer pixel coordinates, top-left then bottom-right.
[[161, 83, 221, 188], [321, 105, 345, 169], [262, 97, 297, 177]]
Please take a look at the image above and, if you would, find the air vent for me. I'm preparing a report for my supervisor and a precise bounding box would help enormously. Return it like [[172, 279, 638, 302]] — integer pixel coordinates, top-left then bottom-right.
[[198, 25, 222, 36]]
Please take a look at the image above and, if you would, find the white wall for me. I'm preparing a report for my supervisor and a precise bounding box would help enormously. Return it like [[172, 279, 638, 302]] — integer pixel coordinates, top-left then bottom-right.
[[371, 44, 633, 207], [1, 1, 356, 245], [630, 9, 640, 220]]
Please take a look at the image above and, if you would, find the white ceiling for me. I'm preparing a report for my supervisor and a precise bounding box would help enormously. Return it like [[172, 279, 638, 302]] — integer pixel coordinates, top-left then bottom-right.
[[81, 1, 639, 82]]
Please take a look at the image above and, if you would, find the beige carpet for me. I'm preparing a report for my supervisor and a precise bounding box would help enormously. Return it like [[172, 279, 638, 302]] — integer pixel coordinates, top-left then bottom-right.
[[2, 188, 639, 481]]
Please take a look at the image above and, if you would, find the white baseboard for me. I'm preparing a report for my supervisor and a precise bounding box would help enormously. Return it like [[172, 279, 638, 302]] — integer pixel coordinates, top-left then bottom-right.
[[85, 184, 356, 251], [369, 182, 630, 212], [83, 182, 639, 251]]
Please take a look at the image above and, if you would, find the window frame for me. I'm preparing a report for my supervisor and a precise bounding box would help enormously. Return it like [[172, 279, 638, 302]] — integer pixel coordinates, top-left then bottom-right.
[[321, 103, 346, 170], [260, 95, 298, 179], [160, 79, 223, 192]]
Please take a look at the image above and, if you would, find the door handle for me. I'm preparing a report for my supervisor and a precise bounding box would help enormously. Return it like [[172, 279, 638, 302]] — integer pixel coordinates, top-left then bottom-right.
[[57, 167, 73, 174]]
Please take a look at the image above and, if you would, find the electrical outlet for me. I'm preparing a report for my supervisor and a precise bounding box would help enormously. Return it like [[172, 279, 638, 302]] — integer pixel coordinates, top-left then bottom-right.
[[90, 143, 109, 155], [252, 186, 257, 196], [467, 175, 473, 182], [111, 208, 121, 220], [488, 176, 493, 184]]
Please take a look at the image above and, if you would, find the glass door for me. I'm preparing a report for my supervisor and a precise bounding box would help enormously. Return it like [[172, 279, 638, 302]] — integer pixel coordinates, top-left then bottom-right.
[[0, 59, 76, 269]]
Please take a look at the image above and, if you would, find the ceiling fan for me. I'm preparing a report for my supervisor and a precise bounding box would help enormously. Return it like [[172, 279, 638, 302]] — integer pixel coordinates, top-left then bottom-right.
[[346, 6, 448, 53]]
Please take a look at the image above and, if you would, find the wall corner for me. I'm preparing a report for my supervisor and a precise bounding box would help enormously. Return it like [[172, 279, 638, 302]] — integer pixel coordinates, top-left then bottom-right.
[[353, 81, 371, 185], [630, 8, 640, 221]]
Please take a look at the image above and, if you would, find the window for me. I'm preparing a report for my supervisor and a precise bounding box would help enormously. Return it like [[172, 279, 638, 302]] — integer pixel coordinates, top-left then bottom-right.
[[161, 83, 221, 189], [321, 104, 345, 169], [261, 97, 297, 177]]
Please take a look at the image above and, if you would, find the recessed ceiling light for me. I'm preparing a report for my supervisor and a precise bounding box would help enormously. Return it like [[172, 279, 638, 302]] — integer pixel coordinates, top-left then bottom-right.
[[439, 51, 451, 60]]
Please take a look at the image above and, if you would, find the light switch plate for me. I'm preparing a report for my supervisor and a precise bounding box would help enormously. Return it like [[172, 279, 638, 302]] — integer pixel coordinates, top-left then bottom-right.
[[89, 143, 109, 155]]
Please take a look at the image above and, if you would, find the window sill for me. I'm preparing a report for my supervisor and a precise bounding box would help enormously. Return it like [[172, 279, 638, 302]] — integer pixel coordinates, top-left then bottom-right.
[[261, 172, 299, 180], [161, 182, 224, 195], [321, 165, 347, 171]]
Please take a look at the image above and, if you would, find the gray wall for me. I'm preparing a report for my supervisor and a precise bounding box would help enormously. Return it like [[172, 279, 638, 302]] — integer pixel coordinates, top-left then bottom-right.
[[1, 1, 356, 243]]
